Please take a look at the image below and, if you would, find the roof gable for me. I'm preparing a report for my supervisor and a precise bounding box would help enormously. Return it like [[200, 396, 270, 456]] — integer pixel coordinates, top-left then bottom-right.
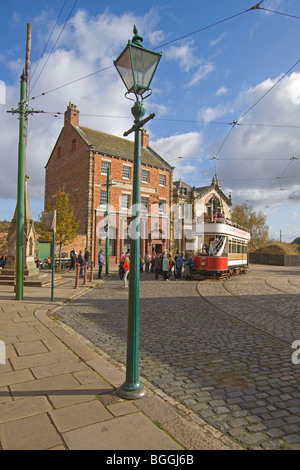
[[76, 125, 172, 171]]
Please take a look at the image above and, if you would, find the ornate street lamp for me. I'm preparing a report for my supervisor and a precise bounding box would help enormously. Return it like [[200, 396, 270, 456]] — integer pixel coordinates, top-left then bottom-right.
[[114, 26, 162, 399]]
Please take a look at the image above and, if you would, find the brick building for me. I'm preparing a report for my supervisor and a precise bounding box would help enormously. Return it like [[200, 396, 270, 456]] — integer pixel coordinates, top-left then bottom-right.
[[45, 103, 173, 265]]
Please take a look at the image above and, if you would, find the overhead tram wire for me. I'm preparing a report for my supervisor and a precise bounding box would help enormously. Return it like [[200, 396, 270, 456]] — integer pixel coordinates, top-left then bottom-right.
[[30, 0, 78, 98], [152, 3, 258, 50], [30, 0, 68, 86], [30, 1, 263, 101], [258, 6, 300, 21]]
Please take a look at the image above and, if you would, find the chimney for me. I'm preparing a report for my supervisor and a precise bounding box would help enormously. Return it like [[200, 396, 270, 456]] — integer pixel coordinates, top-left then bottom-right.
[[141, 129, 149, 147], [64, 102, 79, 127]]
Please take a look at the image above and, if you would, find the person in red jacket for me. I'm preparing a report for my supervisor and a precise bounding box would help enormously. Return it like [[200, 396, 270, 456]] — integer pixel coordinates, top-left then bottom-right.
[[123, 257, 130, 288]]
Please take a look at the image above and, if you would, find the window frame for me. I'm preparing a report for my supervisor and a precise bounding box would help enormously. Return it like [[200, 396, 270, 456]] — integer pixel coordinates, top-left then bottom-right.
[[122, 165, 131, 180], [101, 160, 111, 175], [141, 169, 150, 184], [121, 193, 131, 210], [100, 190, 107, 207], [159, 173, 166, 187]]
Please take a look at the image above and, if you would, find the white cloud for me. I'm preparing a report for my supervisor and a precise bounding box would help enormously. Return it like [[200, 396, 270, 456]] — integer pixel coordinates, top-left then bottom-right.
[[152, 131, 203, 180], [209, 32, 227, 47], [0, 8, 162, 215], [187, 62, 215, 88], [164, 41, 215, 86], [216, 86, 228, 96]]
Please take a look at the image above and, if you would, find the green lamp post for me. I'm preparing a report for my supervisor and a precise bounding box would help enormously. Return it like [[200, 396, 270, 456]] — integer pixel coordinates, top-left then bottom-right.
[[114, 26, 162, 399]]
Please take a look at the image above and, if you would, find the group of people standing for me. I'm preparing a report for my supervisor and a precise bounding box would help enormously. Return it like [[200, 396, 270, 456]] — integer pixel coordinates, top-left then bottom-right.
[[151, 251, 194, 281], [70, 248, 92, 277], [118, 249, 194, 287]]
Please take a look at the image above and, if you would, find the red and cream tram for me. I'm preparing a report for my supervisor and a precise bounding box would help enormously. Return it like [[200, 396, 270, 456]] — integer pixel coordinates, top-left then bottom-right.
[[192, 217, 250, 279]]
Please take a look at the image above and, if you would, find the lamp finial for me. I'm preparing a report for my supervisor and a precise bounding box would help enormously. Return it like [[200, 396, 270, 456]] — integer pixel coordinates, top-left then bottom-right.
[[132, 25, 144, 47]]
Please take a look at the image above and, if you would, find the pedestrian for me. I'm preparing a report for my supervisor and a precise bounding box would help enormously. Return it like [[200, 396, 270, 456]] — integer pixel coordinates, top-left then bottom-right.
[[176, 253, 184, 279], [169, 255, 176, 279], [78, 250, 84, 276], [144, 252, 151, 273], [162, 254, 170, 281], [98, 249, 105, 279], [70, 248, 76, 270], [154, 253, 162, 280], [184, 253, 189, 280], [123, 256, 130, 288], [84, 248, 90, 269], [140, 256, 144, 274]]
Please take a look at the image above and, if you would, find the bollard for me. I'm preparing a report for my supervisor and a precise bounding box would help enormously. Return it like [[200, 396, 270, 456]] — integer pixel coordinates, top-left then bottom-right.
[[74, 263, 80, 289], [83, 262, 88, 285], [89, 261, 94, 282]]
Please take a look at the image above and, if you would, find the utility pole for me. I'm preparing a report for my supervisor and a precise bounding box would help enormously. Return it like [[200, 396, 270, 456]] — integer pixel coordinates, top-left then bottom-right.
[[7, 25, 43, 300], [25, 23, 31, 170], [15, 72, 27, 300]]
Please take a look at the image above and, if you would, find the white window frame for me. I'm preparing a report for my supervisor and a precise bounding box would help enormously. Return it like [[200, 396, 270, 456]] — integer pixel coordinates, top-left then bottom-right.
[[100, 190, 107, 207], [121, 193, 130, 210], [142, 169, 150, 184], [141, 196, 149, 213], [159, 199, 166, 214], [101, 160, 111, 175], [122, 165, 131, 180], [159, 173, 166, 187]]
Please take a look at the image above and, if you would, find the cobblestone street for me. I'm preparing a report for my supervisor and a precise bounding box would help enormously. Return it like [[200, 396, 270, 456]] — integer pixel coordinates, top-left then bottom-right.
[[56, 265, 300, 450]]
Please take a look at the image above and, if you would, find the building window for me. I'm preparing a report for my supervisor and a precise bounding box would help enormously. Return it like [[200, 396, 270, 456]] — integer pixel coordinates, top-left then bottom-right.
[[100, 190, 107, 207], [142, 169, 149, 183], [57, 147, 61, 158], [141, 197, 149, 213], [101, 161, 111, 175], [159, 199, 166, 214], [159, 174, 166, 187], [122, 194, 130, 210], [99, 239, 115, 256], [72, 139, 76, 151], [123, 165, 131, 179]]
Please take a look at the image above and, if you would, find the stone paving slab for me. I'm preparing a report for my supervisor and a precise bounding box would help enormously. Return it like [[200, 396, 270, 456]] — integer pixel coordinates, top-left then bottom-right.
[[0, 271, 231, 450], [54, 265, 300, 450]]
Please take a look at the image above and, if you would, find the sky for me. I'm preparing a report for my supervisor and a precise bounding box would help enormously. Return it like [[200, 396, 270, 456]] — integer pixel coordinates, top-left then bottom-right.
[[1, 0, 300, 242]]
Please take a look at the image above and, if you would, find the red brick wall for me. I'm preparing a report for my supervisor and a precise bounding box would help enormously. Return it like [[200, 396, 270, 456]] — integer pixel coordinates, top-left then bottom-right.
[[45, 125, 89, 234], [93, 153, 171, 263]]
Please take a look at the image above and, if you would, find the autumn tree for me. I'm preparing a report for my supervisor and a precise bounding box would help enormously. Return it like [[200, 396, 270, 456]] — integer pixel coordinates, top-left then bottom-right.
[[231, 203, 269, 251], [38, 190, 79, 268]]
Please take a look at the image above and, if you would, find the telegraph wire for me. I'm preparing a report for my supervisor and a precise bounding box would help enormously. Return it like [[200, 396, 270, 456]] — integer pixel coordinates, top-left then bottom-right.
[[258, 6, 300, 21], [42, 111, 300, 130], [237, 58, 300, 123], [153, 5, 253, 50], [30, 2, 262, 100], [30, 0, 68, 84], [31, 65, 113, 100], [30, 0, 78, 97]]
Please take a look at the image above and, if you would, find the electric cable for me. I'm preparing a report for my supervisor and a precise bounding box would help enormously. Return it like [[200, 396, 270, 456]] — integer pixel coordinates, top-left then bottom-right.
[[30, 0, 67, 85], [30, 0, 78, 97], [30, 2, 261, 100]]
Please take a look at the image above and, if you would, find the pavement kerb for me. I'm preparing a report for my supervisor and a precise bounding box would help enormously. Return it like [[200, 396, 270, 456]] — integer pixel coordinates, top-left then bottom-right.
[[31, 275, 243, 451]]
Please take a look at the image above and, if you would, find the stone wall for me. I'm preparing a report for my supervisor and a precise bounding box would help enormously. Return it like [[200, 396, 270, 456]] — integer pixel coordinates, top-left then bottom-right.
[[249, 253, 300, 266]]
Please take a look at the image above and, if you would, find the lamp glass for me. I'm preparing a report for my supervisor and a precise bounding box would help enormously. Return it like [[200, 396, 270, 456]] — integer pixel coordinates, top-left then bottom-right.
[[115, 45, 135, 92], [131, 47, 161, 94], [115, 43, 161, 96]]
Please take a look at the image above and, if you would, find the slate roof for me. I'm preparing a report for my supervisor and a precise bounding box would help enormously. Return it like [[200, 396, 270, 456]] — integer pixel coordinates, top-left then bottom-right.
[[76, 125, 172, 171], [173, 180, 232, 206]]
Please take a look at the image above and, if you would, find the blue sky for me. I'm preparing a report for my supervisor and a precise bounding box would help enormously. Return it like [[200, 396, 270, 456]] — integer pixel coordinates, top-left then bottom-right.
[[1, 0, 300, 241]]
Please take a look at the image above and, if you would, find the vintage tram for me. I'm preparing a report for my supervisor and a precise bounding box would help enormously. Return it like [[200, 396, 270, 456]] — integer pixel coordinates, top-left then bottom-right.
[[192, 216, 250, 279]]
